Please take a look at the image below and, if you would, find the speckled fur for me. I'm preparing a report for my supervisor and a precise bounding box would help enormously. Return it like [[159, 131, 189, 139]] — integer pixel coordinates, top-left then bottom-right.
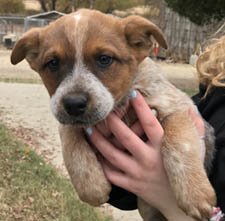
[[128, 58, 216, 221], [10, 9, 216, 221]]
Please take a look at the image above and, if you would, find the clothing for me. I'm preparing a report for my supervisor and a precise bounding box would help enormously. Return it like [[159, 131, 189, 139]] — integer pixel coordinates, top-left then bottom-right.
[[108, 185, 137, 210], [193, 85, 225, 213], [108, 84, 225, 214]]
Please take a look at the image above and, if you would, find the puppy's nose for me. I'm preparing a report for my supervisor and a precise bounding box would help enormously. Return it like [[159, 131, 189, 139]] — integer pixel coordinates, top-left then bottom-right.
[[63, 95, 88, 116]]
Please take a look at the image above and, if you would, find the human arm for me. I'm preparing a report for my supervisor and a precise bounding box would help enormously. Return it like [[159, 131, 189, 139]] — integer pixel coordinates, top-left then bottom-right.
[[85, 91, 206, 219]]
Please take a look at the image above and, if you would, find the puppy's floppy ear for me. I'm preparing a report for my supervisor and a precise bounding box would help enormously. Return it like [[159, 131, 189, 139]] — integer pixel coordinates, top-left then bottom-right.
[[123, 15, 168, 50], [11, 28, 41, 65]]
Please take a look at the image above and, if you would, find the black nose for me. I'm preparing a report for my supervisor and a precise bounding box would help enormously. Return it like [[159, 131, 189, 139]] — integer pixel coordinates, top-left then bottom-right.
[[63, 95, 88, 117]]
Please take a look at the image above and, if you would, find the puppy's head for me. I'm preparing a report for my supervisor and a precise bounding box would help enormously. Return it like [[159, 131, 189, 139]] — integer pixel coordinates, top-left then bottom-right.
[[11, 9, 167, 126]]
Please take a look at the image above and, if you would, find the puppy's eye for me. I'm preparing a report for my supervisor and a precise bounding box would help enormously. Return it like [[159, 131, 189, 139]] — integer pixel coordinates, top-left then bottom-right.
[[45, 58, 59, 72], [96, 55, 113, 68]]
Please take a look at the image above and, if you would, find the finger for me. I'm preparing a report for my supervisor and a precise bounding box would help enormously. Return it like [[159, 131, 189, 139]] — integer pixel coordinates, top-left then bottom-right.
[[107, 113, 151, 160], [96, 103, 130, 138], [101, 161, 135, 193], [94, 124, 126, 150], [130, 120, 145, 137], [96, 120, 111, 137], [109, 121, 145, 151], [130, 91, 164, 147], [97, 154, 121, 172], [97, 120, 145, 151], [110, 137, 126, 150], [114, 102, 130, 119], [85, 127, 137, 173]]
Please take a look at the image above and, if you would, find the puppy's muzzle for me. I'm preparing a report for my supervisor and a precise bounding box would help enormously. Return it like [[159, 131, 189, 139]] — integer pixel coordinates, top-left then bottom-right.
[[62, 95, 88, 117]]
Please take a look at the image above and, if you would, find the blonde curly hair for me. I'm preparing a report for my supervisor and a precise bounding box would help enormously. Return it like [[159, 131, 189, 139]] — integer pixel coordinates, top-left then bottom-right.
[[196, 35, 225, 95]]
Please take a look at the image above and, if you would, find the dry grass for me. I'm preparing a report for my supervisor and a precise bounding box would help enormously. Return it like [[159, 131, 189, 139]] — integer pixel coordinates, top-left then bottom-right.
[[0, 123, 111, 221]]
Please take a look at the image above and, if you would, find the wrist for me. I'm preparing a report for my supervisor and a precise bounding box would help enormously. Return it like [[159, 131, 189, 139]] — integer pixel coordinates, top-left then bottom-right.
[[162, 207, 194, 221], [146, 188, 194, 220], [158, 199, 194, 221], [163, 206, 225, 221]]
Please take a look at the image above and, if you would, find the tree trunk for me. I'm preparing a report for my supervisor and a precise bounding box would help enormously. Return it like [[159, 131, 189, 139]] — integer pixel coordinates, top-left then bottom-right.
[[72, 0, 76, 11], [52, 0, 57, 10], [89, 0, 94, 9], [38, 0, 48, 12]]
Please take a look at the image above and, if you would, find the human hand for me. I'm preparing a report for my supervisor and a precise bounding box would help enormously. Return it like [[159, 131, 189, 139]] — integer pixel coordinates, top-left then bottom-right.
[[85, 91, 203, 220]]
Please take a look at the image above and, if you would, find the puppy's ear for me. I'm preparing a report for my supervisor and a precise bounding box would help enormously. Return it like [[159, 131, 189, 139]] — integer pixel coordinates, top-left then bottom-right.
[[11, 28, 41, 65], [123, 15, 168, 51]]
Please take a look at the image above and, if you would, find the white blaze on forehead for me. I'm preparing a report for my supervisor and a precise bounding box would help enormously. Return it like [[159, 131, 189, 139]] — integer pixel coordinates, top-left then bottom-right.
[[73, 12, 88, 66], [74, 13, 82, 22]]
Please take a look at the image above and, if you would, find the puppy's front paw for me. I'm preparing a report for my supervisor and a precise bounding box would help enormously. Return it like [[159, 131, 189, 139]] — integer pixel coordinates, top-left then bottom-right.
[[161, 111, 216, 220], [75, 169, 111, 206], [177, 176, 216, 220], [59, 125, 111, 206]]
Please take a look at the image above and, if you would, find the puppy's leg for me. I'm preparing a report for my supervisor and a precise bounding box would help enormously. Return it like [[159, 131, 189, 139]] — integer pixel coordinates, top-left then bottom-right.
[[161, 110, 216, 220], [59, 124, 111, 206], [138, 198, 166, 221]]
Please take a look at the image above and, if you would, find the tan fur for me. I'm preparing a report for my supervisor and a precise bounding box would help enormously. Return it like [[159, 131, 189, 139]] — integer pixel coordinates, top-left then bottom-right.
[[161, 111, 215, 219], [59, 125, 111, 205], [134, 58, 216, 220], [11, 9, 216, 221]]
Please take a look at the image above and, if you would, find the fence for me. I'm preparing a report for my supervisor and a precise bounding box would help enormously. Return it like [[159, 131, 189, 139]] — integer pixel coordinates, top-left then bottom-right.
[[0, 16, 24, 43], [0, 11, 64, 46], [158, 6, 225, 62], [0, 9, 224, 61], [24, 17, 51, 32]]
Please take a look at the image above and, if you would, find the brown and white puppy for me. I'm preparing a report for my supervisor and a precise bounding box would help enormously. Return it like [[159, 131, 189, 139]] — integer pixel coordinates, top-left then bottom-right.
[[11, 9, 216, 221]]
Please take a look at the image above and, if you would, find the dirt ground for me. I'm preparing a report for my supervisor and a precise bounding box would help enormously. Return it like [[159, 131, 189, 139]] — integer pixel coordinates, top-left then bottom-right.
[[0, 50, 198, 221], [0, 50, 198, 89]]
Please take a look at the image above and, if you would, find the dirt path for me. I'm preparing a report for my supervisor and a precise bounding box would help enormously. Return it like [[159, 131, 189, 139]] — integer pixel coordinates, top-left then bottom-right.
[[0, 83, 62, 169], [0, 50, 199, 221], [0, 82, 142, 220], [0, 50, 198, 89]]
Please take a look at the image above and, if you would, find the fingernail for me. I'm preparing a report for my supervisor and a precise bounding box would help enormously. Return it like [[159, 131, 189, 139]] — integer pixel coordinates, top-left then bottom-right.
[[194, 105, 200, 115], [152, 109, 157, 116], [86, 127, 92, 135], [130, 90, 137, 98]]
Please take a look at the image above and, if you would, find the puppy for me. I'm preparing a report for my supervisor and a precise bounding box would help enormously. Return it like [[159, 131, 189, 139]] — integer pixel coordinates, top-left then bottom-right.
[[11, 9, 216, 221]]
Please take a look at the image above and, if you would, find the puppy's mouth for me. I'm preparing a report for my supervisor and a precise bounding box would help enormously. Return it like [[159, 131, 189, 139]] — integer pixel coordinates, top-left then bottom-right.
[[56, 92, 131, 127], [57, 112, 109, 127], [59, 118, 95, 127]]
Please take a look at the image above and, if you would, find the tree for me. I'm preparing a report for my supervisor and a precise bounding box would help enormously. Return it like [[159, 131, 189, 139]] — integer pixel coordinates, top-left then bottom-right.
[[38, 0, 58, 12], [114, 0, 145, 11], [165, 0, 225, 25], [57, 0, 73, 12], [38, 0, 95, 13], [0, 0, 25, 14], [89, 0, 94, 9], [37, 0, 150, 14], [93, 0, 145, 13]]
